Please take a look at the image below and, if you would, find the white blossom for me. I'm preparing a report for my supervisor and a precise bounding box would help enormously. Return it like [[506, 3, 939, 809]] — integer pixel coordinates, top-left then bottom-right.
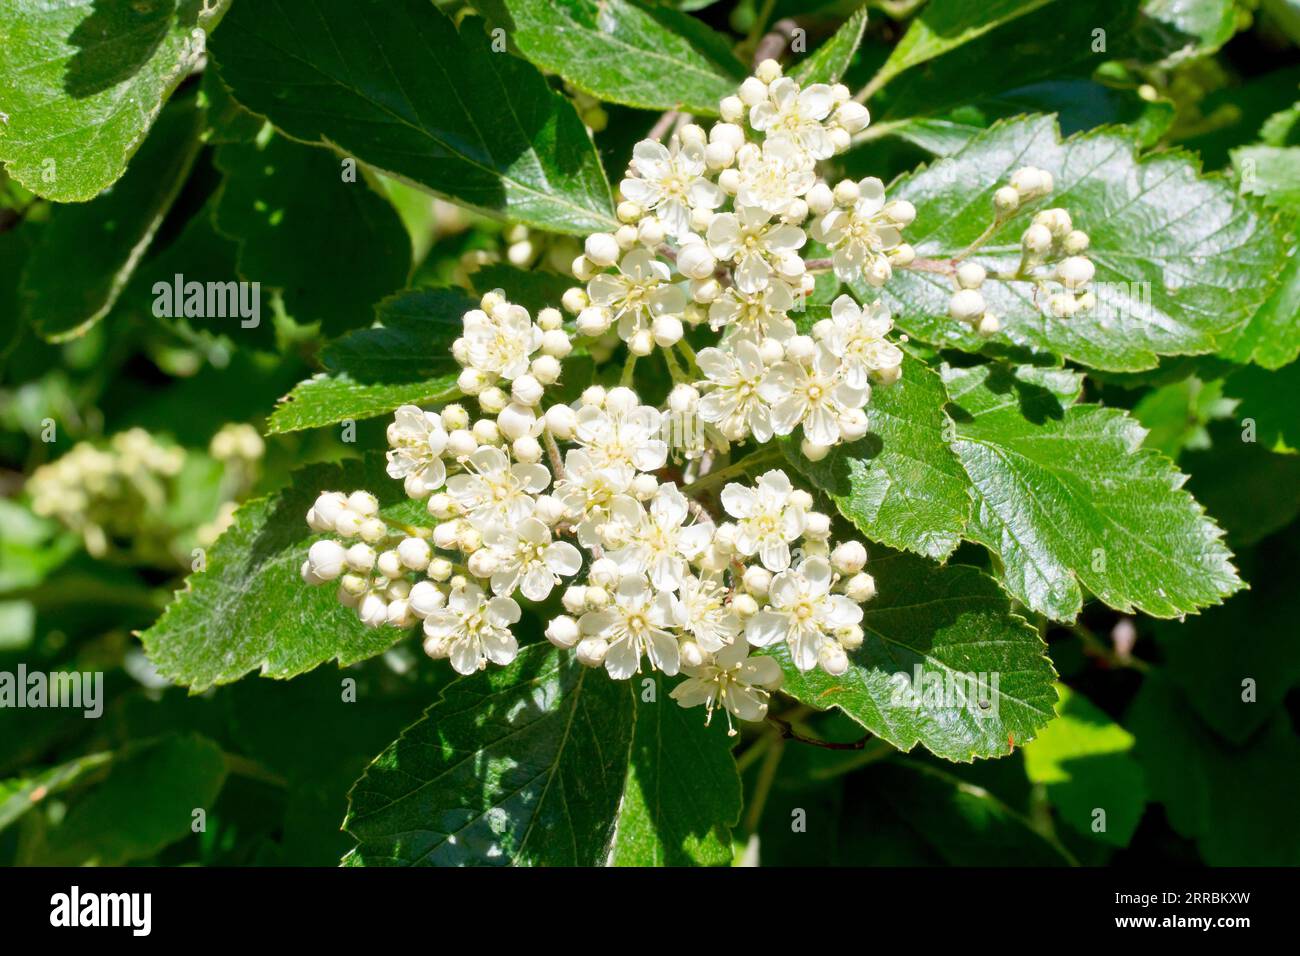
[[445, 445, 550, 531], [460, 303, 541, 380], [606, 483, 713, 591], [745, 557, 863, 671], [721, 469, 805, 572], [760, 344, 868, 446], [696, 338, 774, 443], [734, 139, 815, 216], [484, 517, 583, 601], [574, 400, 668, 473], [823, 294, 904, 390], [670, 640, 783, 729], [423, 583, 522, 675], [707, 281, 797, 341], [554, 448, 636, 548], [619, 139, 723, 240], [386, 405, 448, 498], [579, 575, 681, 679], [706, 205, 806, 295], [810, 178, 904, 285], [586, 248, 687, 341], [674, 573, 742, 652], [748, 78, 836, 160]]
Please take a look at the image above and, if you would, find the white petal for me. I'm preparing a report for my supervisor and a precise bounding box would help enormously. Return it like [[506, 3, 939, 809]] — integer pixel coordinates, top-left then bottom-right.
[[745, 610, 789, 647]]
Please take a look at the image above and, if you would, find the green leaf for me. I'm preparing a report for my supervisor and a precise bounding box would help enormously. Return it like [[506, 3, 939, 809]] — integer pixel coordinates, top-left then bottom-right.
[[21, 97, 205, 341], [35, 733, 227, 866], [501, 0, 746, 115], [266, 374, 461, 435], [211, 1, 615, 234], [1220, 252, 1300, 369], [609, 677, 740, 865], [867, 0, 1053, 95], [1227, 360, 1300, 453], [1127, 675, 1300, 866], [872, 0, 1136, 120], [0, 751, 113, 833], [265, 288, 472, 433], [323, 289, 470, 382], [781, 353, 971, 561], [1132, 375, 1235, 459], [123, 199, 274, 351], [1233, 145, 1300, 213], [864, 761, 1074, 864], [874, 116, 1289, 372], [224, 660, 439, 865], [199, 70, 264, 145], [944, 363, 1242, 621], [213, 135, 410, 336], [345, 644, 637, 866], [0, 229, 30, 365], [1142, 0, 1239, 67], [1022, 684, 1146, 846], [1184, 422, 1300, 547], [883, 80, 1177, 155], [0, 0, 227, 202], [1153, 533, 1300, 744], [788, 6, 868, 86], [767, 549, 1058, 762], [1221, 145, 1300, 368], [140, 454, 427, 691]]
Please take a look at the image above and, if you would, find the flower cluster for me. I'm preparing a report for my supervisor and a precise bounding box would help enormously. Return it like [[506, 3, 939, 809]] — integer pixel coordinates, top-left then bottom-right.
[[300, 63, 903, 732], [560, 59, 908, 461], [949, 165, 1097, 335], [26, 425, 262, 564], [28, 429, 185, 557]]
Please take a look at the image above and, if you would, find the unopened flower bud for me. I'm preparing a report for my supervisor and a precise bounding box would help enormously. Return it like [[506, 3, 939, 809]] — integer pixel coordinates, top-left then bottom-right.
[[677, 242, 717, 280], [346, 542, 376, 572], [949, 288, 986, 323], [545, 403, 577, 440], [831, 540, 868, 575], [397, 536, 431, 571], [584, 233, 619, 268], [576, 306, 612, 337], [843, 572, 876, 602], [806, 182, 834, 215], [576, 636, 609, 667], [1057, 255, 1094, 290], [545, 615, 581, 648], [307, 539, 347, 580], [743, 564, 771, 597], [561, 286, 588, 314], [956, 262, 986, 290]]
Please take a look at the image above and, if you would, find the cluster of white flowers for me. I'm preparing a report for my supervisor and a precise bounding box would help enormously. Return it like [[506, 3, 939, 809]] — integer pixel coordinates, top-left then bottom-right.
[[300, 63, 905, 732], [557, 59, 909, 462], [951, 165, 1096, 334], [28, 429, 186, 557]]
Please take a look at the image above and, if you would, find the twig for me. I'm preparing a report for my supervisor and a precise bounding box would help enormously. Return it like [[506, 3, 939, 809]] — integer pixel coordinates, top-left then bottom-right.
[[543, 430, 566, 480], [647, 110, 680, 142], [679, 448, 783, 495], [743, 732, 784, 834], [804, 255, 956, 276], [766, 715, 874, 750], [752, 16, 799, 65]]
